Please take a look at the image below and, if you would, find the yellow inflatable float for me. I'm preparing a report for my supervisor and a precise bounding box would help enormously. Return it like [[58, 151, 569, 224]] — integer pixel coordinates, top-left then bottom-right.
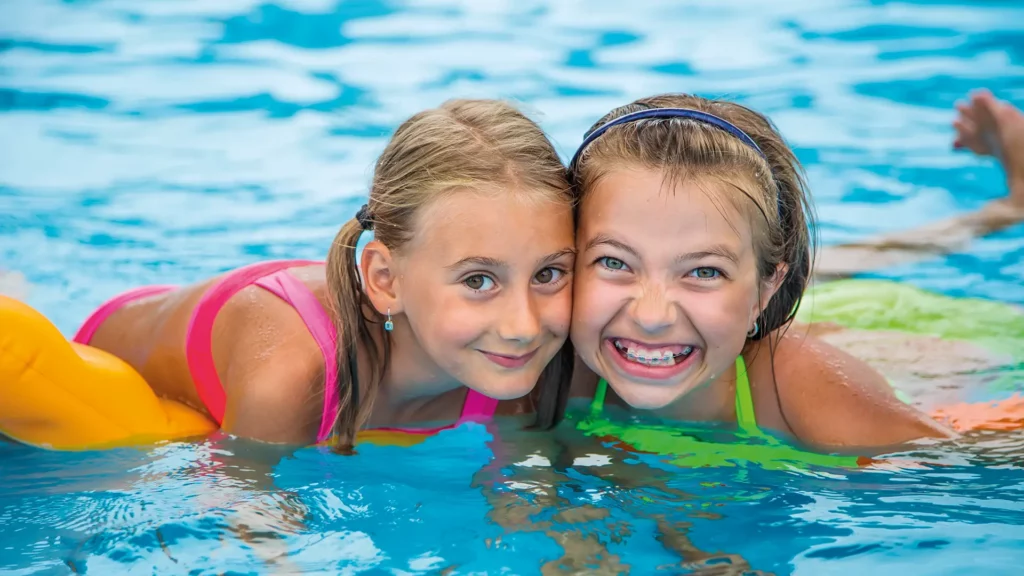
[[0, 295, 216, 450]]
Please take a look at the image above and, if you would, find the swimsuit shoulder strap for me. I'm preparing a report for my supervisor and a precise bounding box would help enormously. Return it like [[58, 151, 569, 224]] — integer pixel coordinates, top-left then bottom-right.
[[734, 355, 759, 433], [253, 270, 339, 443], [460, 390, 499, 421], [592, 378, 609, 414]]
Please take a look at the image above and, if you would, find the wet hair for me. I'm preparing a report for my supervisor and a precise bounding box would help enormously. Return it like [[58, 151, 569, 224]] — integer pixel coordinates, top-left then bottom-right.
[[325, 99, 575, 452], [569, 93, 815, 341]]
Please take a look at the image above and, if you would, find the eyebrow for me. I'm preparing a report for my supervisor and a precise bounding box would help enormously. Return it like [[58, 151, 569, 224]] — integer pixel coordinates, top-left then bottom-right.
[[445, 247, 576, 272], [675, 244, 741, 265], [446, 256, 507, 271], [583, 234, 642, 261], [585, 234, 740, 265], [537, 247, 577, 267]]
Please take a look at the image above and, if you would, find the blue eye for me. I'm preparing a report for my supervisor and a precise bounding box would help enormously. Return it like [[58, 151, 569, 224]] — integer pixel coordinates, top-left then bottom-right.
[[464, 275, 496, 291], [690, 267, 721, 280], [598, 257, 629, 272]]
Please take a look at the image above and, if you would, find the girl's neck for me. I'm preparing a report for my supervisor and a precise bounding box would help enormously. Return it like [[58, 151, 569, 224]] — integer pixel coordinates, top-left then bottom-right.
[[363, 318, 466, 427], [600, 360, 737, 423], [650, 368, 736, 423]]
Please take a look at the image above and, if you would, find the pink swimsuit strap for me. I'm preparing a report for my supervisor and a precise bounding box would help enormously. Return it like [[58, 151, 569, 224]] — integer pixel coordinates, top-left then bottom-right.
[[252, 269, 340, 442], [73, 285, 177, 344]]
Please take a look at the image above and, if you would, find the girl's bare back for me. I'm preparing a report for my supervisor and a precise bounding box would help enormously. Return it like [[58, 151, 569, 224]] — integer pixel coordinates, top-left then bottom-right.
[[86, 265, 330, 442]]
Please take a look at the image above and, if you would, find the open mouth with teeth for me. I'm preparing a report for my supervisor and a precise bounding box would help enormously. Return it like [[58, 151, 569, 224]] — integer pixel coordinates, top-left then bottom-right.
[[609, 337, 697, 368]]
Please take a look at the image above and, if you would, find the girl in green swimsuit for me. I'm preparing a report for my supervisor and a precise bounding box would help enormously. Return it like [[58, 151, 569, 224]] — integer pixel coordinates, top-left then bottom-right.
[[482, 91, 1024, 574], [554, 91, 1024, 467]]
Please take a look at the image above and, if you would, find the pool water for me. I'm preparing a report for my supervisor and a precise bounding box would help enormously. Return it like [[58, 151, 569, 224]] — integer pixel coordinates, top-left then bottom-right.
[[2, 0, 1023, 574]]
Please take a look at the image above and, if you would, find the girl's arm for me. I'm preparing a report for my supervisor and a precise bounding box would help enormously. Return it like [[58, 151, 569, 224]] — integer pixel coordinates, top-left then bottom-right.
[[770, 329, 956, 451], [180, 292, 327, 571], [814, 199, 1024, 280], [216, 285, 327, 443]]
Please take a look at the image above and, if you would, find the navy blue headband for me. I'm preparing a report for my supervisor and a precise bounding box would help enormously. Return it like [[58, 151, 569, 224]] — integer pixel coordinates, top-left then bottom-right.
[[569, 108, 767, 171], [568, 107, 780, 219]]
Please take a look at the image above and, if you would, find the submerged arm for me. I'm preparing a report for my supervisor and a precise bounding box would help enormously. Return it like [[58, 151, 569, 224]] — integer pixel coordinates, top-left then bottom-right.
[[471, 418, 633, 575], [159, 437, 308, 574], [173, 331, 325, 572], [478, 358, 764, 573], [814, 197, 1024, 281]]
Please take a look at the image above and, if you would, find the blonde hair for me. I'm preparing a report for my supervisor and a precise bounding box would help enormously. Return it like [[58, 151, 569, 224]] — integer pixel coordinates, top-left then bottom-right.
[[325, 99, 574, 452], [571, 93, 815, 341]]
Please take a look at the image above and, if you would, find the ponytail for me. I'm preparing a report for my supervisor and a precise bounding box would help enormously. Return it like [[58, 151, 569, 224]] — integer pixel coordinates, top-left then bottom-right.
[[324, 216, 387, 453]]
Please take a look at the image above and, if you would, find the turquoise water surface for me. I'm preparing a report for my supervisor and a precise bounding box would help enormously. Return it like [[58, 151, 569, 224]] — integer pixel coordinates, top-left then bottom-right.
[[2, 0, 1024, 574]]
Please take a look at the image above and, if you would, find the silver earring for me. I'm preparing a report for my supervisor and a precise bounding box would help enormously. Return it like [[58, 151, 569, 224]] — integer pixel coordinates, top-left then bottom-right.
[[747, 321, 759, 338], [384, 308, 393, 332]]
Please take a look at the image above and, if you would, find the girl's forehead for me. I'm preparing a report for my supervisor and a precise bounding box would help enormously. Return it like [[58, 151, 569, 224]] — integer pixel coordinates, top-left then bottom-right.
[[580, 167, 757, 246], [405, 189, 574, 255], [416, 185, 567, 225]]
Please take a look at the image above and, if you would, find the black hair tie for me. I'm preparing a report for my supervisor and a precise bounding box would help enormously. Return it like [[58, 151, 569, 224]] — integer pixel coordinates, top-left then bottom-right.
[[355, 203, 374, 230]]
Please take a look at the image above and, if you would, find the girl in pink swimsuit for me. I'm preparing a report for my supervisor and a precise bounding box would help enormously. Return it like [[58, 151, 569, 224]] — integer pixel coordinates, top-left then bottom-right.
[[75, 99, 576, 451]]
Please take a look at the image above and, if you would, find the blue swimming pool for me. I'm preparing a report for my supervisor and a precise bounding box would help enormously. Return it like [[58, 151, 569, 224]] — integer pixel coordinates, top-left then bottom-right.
[[2, 0, 1023, 574]]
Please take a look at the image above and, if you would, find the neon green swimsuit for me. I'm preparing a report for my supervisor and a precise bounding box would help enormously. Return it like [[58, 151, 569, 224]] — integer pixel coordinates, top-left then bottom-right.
[[572, 356, 864, 471]]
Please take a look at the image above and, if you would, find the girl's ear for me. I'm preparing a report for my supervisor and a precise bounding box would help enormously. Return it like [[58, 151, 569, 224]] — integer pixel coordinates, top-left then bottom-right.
[[360, 240, 404, 315], [751, 262, 788, 323]]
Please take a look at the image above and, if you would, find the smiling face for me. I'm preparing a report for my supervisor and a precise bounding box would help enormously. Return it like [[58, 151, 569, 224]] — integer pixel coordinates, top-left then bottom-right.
[[394, 189, 575, 400], [572, 165, 779, 410]]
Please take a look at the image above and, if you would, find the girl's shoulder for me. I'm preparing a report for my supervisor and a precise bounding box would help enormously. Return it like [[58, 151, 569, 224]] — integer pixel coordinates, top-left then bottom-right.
[[213, 264, 331, 443], [747, 326, 954, 450]]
